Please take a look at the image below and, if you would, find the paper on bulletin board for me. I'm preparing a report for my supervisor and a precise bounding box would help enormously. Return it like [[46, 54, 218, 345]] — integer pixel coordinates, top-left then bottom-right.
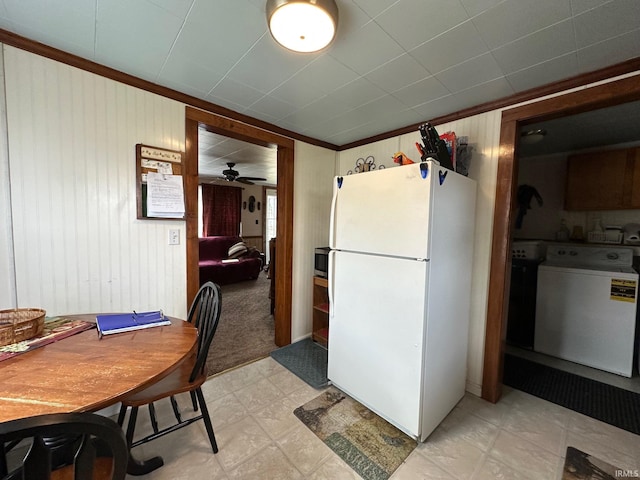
[[142, 158, 173, 174], [146, 172, 185, 218]]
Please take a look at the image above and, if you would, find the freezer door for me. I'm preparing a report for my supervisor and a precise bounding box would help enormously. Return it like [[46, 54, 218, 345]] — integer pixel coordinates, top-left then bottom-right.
[[328, 250, 427, 437], [330, 162, 433, 259]]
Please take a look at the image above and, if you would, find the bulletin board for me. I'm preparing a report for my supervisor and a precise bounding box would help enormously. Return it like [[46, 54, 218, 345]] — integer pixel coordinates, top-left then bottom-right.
[[135, 144, 185, 220]]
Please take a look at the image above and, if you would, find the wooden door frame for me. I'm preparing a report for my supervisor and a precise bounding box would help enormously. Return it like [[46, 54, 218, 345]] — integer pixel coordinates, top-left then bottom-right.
[[482, 73, 640, 403], [184, 106, 295, 346]]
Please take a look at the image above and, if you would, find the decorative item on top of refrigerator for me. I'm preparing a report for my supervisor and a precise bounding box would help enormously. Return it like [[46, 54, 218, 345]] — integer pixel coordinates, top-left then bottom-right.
[[328, 159, 477, 441]]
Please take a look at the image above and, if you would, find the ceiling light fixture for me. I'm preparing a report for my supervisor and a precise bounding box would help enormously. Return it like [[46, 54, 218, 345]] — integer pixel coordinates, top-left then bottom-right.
[[266, 0, 339, 53], [520, 129, 547, 144]]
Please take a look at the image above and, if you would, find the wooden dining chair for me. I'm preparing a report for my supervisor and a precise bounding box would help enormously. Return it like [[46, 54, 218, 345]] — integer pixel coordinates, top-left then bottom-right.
[[117, 281, 222, 456], [0, 412, 128, 480]]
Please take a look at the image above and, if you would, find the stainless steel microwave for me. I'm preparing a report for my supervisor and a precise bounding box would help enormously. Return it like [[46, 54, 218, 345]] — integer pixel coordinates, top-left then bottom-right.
[[314, 247, 330, 278]]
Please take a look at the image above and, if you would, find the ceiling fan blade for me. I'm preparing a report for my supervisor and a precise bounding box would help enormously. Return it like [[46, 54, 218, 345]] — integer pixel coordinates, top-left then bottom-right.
[[235, 178, 255, 185], [237, 176, 267, 182]]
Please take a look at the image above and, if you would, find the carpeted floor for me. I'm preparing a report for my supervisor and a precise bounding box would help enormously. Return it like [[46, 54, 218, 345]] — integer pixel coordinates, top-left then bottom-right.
[[206, 273, 277, 376], [503, 354, 640, 435], [294, 386, 417, 480]]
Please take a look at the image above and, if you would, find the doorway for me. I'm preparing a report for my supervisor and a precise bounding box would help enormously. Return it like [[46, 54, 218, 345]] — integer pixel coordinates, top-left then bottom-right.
[[184, 106, 295, 347], [482, 73, 640, 403]]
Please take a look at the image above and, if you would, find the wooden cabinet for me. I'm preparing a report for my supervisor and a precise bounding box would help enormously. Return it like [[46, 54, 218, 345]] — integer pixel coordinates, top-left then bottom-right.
[[312, 276, 329, 348], [565, 147, 640, 210]]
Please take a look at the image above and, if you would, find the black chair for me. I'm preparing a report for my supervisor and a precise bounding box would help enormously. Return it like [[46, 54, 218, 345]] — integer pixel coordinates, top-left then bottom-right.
[[0, 412, 128, 480], [117, 282, 222, 460]]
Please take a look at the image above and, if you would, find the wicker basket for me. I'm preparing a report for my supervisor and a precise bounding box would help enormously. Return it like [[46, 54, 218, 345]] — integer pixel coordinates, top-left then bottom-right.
[[0, 308, 46, 347]]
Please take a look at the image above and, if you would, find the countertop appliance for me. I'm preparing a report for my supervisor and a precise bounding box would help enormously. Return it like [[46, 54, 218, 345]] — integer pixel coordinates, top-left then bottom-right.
[[327, 161, 477, 441], [534, 244, 639, 377]]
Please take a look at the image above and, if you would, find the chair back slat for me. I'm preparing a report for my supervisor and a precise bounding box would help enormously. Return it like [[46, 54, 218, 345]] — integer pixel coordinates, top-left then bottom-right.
[[0, 413, 127, 480], [186, 282, 222, 382]]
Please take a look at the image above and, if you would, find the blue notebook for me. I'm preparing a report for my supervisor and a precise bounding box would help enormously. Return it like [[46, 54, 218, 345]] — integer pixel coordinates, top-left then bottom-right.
[[96, 311, 170, 337]]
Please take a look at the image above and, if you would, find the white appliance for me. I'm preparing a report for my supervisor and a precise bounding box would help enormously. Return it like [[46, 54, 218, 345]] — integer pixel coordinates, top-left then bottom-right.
[[327, 161, 477, 441], [535, 244, 639, 377]]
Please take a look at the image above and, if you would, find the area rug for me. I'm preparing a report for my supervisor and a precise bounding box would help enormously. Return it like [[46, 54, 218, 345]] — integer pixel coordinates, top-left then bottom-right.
[[562, 447, 623, 479], [294, 386, 417, 480], [270, 337, 328, 388], [503, 354, 640, 435], [206, 274, 277, 376]]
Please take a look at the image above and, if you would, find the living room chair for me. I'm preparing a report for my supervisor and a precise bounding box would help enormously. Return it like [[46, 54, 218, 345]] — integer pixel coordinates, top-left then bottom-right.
[[0, 412, 128, 480], [117, 281, 222, 456]]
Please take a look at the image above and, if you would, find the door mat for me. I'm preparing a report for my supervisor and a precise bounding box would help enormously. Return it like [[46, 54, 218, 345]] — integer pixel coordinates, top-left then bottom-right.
[[270, 338, 328, 389], [294, 386, 417, 480], [503, 354, 640, 435], [562, 447, 623, 479]]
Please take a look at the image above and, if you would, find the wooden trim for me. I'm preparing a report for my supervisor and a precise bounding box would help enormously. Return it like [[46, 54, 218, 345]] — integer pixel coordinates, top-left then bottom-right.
[[3, 28, 639, 153], [185, 107, 293, 347], [0, 28, 337, 152], [337, 58, 640, 151], [482, 73, 640, 403]]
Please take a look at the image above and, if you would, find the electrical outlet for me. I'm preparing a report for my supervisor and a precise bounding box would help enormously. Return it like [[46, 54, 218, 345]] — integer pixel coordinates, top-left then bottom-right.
[[168, 229, 180, 245]]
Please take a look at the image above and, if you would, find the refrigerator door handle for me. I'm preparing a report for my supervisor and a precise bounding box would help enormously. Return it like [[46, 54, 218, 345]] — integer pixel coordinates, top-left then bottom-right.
[[328, 249, 336, 318], [329, 179, 339, 249]]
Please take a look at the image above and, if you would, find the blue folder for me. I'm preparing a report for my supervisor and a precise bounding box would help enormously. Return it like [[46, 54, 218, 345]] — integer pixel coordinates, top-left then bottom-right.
[[96, 311, 170, 337]]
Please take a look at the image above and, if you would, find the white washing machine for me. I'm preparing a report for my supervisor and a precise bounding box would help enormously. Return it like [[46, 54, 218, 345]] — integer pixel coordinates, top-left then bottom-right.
[[534, 244, 639, 377]]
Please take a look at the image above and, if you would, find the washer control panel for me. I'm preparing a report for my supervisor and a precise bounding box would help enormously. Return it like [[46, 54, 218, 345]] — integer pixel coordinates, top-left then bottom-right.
[[545, 244, 633, 269]]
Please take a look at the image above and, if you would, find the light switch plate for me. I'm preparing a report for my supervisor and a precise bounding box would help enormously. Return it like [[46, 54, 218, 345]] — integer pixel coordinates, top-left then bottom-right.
[[168, 229, 180, 245]]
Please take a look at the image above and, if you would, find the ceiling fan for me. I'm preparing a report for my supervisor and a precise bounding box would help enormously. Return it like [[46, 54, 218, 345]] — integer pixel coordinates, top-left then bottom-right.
[[220, 162, 266, 185]]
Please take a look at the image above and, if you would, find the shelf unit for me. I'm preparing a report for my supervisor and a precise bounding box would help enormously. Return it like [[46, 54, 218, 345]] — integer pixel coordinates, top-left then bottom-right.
[[312, 276, 329, 348]]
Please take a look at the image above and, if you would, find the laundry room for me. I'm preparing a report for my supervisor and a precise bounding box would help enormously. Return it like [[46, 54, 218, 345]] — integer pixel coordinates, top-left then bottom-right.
[[505, 100, 640, 406]]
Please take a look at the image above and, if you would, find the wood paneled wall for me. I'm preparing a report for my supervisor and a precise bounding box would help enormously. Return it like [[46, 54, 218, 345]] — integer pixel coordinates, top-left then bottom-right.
[[3, 45, 188, 317]]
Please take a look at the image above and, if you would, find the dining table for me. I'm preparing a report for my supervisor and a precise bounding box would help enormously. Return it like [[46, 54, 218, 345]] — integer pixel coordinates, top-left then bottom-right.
[[0, 313, 198, 475]]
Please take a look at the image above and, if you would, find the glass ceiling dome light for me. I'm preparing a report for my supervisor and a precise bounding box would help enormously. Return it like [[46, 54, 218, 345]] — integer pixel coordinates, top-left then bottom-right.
[[266, 0, 339, 53]]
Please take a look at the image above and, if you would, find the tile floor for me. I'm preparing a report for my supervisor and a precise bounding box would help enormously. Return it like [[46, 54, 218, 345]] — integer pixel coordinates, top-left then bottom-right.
[[124, 356, 640, 480]]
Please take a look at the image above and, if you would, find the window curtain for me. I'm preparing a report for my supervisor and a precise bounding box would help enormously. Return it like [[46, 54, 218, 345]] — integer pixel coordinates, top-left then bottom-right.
[[201, 184, 241, 236]]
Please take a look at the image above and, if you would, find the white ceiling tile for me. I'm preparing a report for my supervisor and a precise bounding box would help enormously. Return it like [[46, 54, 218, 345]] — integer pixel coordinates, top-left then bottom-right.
[[409, 20, 489, 74], [290, 55, 359, 95], [576, 28, 640, 71], [208, 78, 267, 107], [460, 0, 505, 17], [328, 21, 404, 75], [364, 54, 431, 93], [172, 2, 266, 71], [269, 78, 327, 107], [4, 0, 95, 53], [506, 53, 579, 92], [168, 23, 247, 74], [351, 0, 399, 18], [331, 0, 378, 36], [145, 0, 194, 18], [411, 94, 472, 121], [157, 54, 224, 95], [226, 36, 314, 93], [1, 0, 637, 149], [570, 0, 613, 15], [248, 95, 298, 120], [392, 76, 450, 108], [452, 77, 514, 106], [325, 78, 387, 110], [376, 0, 470, 51], [491, 20, 576, 74], [573, 0, 640, 48], [472, 0, 572, 49], [280, 98, 350, 127], [95, 0, 184, 78], [435, 53, 503, 93]]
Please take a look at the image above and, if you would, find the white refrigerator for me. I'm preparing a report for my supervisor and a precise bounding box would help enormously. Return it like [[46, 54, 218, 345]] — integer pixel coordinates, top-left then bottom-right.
[[328, 160, 477, 441]]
